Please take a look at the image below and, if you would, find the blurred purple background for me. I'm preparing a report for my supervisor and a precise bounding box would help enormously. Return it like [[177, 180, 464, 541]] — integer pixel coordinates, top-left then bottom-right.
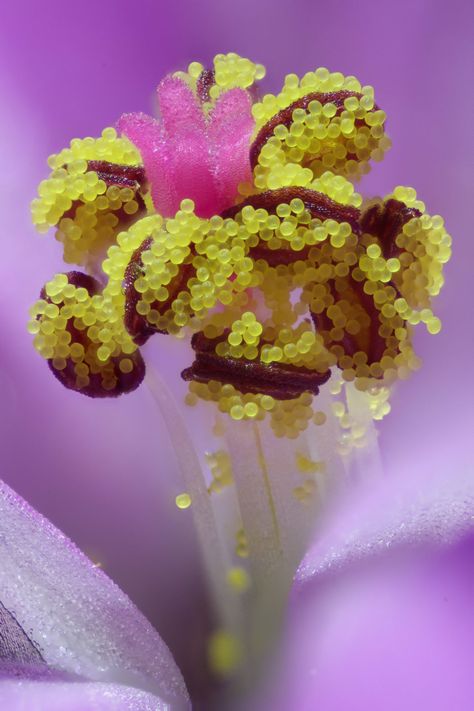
[[0, 0, 473, 702]]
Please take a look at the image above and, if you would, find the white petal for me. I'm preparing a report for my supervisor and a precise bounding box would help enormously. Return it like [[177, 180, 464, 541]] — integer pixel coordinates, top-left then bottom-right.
[[0, 481, 189, 710], [0, 677, 170, 710]]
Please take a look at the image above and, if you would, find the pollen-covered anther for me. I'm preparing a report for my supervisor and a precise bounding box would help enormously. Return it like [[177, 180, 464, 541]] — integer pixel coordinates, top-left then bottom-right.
[[196, 68, 216, 103], [182, 331, 331, 400], [360, 197, 421, 259], [250, 90, 372, 168], [360, 188, 451, 314], [221, 187, 360, 268], [123, 236, 195, 344], [31, 128, 146, 268], [31, 271, 145, 397], [310, 275, 390, 367], [223, 187, 360, 231], [58, 160, 148, 255], [250, 75, 389, 183]]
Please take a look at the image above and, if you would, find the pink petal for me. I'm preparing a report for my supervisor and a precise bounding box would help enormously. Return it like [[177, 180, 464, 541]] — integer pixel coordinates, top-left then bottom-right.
[[117, 112, 178, 218], [208, 88, 254, 211], [119, 81, 254, 218], [156, 76, 219, 217]]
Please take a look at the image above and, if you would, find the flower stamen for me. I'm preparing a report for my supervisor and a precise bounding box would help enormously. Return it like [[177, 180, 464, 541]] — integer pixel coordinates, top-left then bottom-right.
[[182, 331, 331, 399]]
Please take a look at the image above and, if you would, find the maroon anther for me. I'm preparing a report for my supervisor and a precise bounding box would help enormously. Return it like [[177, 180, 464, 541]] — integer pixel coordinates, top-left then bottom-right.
[[123, 238, 156, 345], [40, 271, 145, 398], [196, 69, 216, 104], [248, 243, 312, 267], [123, 238, 195, 344], [87, 161, 147, 191], [360, 198, 422, 260], [182, 331, 331, 400], [40, 271, 99, 302], [222, 187, 361, 234], [61, 161, 147, 229], [310, 275, 389, 367], [249, 90, 376, 168]]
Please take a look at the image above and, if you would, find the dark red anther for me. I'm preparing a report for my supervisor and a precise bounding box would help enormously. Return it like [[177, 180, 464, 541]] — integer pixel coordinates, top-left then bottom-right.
[[123, 238, 156, 345], [123, 238, 195, 344], [248, 243, 312, 267], [360, 198, 422, 260], [222, 187, 361, 236], [40, 271, 99, 302], [182, 331, 331, 400], [61, 161, 147, 233], [87, 161, 147, 191], [40, 271, 145, 398], [196, 69, 216, 104], [310, 275, 389, 367], [249, 90, 377, 169]]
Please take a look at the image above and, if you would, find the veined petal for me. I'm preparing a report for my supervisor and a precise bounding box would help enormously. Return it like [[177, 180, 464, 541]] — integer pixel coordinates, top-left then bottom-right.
[[0, 481, 189, 710]]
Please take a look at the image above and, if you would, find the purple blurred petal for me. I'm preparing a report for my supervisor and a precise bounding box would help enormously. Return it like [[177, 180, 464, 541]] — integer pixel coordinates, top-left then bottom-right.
[[297, 449, 474, 585], [248, 438, 474, 710], [0, 481, 189, 709]]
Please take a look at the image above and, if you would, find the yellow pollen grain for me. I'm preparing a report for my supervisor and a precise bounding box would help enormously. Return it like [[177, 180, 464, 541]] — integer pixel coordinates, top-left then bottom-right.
[[175, 492, 192, 509]]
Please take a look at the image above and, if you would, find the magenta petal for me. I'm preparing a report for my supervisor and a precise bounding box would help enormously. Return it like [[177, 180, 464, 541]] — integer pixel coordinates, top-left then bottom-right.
[[116, 112, 161, 155], [0, 480, 189, 709], [209, 88, 254, 210], [119, 81, 254, 218], [157, 76, 207, 137], [156, 76, 219, 217], [117, 112, 178, 218]]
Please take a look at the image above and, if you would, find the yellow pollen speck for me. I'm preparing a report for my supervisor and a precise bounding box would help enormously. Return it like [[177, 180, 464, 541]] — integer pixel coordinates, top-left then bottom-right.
[[208, 630, 242, 677], [175, 493, 192, 509], [226, 566, 250, 592]]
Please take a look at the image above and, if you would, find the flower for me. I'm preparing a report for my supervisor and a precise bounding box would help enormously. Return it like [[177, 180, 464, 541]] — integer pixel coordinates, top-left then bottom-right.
[[22, 49, 457, 704], [29, 53, 450, 444]]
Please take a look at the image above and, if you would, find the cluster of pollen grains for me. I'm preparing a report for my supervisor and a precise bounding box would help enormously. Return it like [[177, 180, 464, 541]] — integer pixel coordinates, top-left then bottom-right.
[[174, 53, 266, 110], [222, 312, 263, 360], [31, 128, 144, 267], [123, 201, 265, 340], [251, 164, 364, 211], [206, 450, 234, 494], [385, 187, 451, 316], [187, 379, 316, 439], [311, 171, 362, 207], [211, 53, 266, 94], [28, 272, 142, 396], [251, 68, 390, 183], [307, 275, 422, 388]]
